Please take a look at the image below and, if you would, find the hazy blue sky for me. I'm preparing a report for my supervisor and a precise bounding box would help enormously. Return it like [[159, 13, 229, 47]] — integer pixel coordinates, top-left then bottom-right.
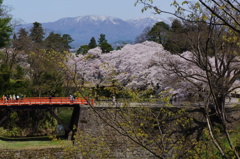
[[4, 0, 174, 23]]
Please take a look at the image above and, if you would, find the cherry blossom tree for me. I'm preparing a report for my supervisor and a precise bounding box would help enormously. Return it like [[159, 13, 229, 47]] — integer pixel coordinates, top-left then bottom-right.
[[67, 41, 208, 102]]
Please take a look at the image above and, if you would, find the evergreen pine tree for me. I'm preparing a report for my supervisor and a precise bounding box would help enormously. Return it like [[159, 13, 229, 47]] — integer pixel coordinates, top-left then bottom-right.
[[44, 32, 73, 52], [0, 0, 12, 48], [30, 22, 45, 43], [147, 22, 170, 44], [98, 34, 107, 45], [18, 28, 29, 40], [76, 45, 89, 55], [98, 34, 113, 53], [88, 37, 97, 49], [62, 34, 73, 51], [12, 28, 31, 51]]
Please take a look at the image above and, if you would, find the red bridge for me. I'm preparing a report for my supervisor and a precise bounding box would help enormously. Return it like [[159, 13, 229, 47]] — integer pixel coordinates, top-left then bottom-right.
[[0, 97, 94, 140], [0, 97, 94, 106]]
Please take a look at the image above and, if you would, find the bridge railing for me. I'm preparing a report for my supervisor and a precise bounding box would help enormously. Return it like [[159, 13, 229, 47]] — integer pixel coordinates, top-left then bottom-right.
[[0, 97, 94, 106]]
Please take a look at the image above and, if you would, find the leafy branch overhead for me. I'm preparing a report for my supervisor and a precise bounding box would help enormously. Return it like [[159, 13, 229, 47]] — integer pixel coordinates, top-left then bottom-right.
[[135, 0, 240, 33]]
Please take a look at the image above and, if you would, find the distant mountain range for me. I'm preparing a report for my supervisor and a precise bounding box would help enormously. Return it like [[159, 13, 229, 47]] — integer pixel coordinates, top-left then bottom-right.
[[15, 15, 164, 48]]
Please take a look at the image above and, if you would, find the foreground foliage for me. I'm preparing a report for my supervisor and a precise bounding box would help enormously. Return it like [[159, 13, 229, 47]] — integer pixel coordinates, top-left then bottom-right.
[[64, 131, 110, 159], [64, 86, 240, 158]]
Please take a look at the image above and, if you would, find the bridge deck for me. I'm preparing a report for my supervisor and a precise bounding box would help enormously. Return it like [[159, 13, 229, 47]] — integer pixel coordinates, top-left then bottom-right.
[[0, 97, 94, 106]]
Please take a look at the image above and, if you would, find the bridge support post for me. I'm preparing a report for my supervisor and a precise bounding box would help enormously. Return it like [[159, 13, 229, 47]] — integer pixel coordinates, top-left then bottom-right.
[[0, 109, 13, 126], [68, 105, 89, 140], [68, 105, 80, 140]]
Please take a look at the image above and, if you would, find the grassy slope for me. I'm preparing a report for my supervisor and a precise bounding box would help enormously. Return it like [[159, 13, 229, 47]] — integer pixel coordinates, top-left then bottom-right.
[[0, 139, 72, 150]]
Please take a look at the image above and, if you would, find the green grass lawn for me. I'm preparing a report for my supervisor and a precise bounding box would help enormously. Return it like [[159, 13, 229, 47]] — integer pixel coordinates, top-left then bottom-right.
[[0, 139, 72, 150]]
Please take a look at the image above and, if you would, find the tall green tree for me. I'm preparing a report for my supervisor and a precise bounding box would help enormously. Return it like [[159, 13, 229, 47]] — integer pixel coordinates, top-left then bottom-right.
[[27, 24, 68, 96], [30, 22, 44, 44], [98, 34, 107, 45], [0, 0, 13, 94], [164, 19, 189, 54], [0, 0, 12, 48], [147, 22, 170, 44], [76, 45, 89, 55], [98, 34, 113, 53], [62, 34, 73, 51], [88, 37, 97, 49], [171, 19, 183, 32], [17, 28, 28, 40], [76, 37, 97, 56], [13, 28, 31, 51], [28, 49, 66, 97], [0, 63, 10, 95], [44, 33, 73, 52], [99, 42, 113, 53]]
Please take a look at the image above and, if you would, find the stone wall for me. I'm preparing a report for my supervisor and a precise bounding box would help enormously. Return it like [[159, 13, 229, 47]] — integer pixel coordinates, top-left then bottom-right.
[[78, 106, 157, 159], [76, 106, 208, 159], [0, 148, 64, 159]]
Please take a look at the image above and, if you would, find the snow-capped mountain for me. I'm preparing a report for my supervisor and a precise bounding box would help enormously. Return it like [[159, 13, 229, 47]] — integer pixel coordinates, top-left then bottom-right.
[[127, 16, 163, 29], [15, 15, 163, 47]]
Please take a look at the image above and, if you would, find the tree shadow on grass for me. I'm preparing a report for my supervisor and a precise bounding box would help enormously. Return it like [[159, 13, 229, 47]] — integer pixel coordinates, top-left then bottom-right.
[[0, 135, 66, 141]]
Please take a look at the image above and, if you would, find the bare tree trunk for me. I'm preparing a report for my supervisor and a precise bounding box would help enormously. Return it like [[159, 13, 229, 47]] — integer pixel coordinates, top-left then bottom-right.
[[204, 97, 227, 158]]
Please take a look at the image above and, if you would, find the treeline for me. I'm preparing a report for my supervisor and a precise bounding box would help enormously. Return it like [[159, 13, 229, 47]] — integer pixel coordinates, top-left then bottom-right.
[[1, 22, 74, 97], [135, 19, 210, 54], [76, 34, 114, 55]]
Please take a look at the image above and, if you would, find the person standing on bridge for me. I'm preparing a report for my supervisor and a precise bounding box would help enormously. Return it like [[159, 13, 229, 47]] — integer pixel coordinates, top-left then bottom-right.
[[2, 95, 6, 102], [13, 94, 16, 100], [21, 95, 24, 100], [70, 95, 74, 103], [9, 95, 12, 100], [16, 95, 19, 100], [49, 95, 52, 103]]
